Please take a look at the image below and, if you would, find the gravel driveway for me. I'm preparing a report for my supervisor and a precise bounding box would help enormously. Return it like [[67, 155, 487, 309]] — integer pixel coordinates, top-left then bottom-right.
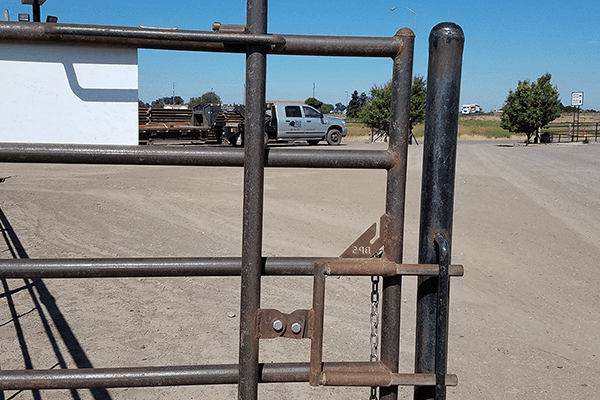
[[0, 140, 598, 399]]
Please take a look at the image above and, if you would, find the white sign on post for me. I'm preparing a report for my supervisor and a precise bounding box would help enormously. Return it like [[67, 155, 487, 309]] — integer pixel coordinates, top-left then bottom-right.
[[571, 92, 584, 107]]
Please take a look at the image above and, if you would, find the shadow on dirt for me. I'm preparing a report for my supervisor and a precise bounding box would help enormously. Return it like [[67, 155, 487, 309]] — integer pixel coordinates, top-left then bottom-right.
[[0, 207, 112, 400]]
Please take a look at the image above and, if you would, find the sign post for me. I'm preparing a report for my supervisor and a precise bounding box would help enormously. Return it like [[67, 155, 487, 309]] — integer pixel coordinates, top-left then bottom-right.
[[571, 92, 584, 141]]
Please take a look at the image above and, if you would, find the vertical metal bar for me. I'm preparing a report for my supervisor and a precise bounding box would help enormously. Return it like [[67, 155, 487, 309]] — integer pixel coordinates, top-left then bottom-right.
[[433, 234, 449, 400], [32, 0, 41, 22], [414, 22, 464, 400], [309, 264, 326, 386], [379, 28, 414, 400], [238, 0, 268, 399]]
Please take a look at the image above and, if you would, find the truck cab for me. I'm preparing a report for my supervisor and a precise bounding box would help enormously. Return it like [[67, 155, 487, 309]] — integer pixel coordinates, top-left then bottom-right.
[[190, 102, 347, 146], [265, 103, 347, 145]]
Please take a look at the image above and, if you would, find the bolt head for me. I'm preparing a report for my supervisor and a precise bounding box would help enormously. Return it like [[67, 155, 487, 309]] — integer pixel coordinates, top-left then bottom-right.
[[291, 322, 302, 334], [272, 319, 283, 332]]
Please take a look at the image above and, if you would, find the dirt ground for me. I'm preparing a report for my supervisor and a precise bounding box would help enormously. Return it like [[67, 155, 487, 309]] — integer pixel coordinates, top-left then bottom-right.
[[0, 139, 599, 399]]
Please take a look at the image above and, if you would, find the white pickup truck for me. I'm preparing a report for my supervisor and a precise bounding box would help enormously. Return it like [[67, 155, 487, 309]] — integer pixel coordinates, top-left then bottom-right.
[[264, 103, 348, 145]]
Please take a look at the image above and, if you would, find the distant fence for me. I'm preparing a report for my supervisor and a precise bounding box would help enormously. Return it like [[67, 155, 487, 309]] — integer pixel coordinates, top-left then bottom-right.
[[543, 122, 600, 143]]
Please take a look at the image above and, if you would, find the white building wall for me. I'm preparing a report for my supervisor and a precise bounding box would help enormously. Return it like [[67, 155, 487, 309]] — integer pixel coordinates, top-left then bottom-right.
[[1, 43, 138, 145]]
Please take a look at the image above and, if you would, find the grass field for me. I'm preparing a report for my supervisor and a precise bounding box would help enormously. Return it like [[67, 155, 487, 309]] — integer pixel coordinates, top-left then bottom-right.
[[344, 112, 600, 141], [345, 114, 516, 141]]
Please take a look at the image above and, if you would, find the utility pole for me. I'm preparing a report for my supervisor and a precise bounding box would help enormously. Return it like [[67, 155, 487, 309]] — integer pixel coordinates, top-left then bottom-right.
[[312, 83, 315, 99], [32, 0, 40, 21], [21, 0, 47, 22]]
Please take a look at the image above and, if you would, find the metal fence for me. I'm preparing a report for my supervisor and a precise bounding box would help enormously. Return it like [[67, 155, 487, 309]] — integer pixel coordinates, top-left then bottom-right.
[[0, 2, 464, 399], [543, 122, 600, 143]]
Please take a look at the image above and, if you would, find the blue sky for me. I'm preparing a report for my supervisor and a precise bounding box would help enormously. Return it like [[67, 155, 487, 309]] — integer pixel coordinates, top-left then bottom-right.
[[4, 0, 599, 112]]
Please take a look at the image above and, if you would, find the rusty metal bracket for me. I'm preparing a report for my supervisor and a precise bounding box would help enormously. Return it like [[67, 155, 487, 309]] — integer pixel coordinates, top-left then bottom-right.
[[256, 263, 327, 388], [340, 215, 389, 258], [211, 22, 247, 33], [258, 309, 311, 339]]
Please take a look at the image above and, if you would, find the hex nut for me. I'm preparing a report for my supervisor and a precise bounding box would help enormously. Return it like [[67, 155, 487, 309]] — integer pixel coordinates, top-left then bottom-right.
[[272, 319, 283, 332], [291, 322, 302, 334]]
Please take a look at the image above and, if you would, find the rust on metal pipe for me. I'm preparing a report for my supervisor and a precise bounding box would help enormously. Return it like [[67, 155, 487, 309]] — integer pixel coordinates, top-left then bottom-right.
[[309, 264, 326, 386], [0, 363, 457, 390], [320, 362, 392, 387], [0, 21, 409, 58], [320, 258, 464, 277], [0, 257, 463, 279]]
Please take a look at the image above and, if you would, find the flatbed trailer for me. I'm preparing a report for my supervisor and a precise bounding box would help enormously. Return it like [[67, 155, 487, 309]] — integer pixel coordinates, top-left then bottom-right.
[[138, 104, 245, 145]]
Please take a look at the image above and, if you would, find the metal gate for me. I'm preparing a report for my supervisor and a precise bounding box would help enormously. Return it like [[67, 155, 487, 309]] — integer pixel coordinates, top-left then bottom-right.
[[0, 2, 464, 399]]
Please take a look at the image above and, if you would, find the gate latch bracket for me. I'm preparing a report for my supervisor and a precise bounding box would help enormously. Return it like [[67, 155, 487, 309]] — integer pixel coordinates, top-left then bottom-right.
[[258, 309, 311, 339], [340, 214, 389, 258]]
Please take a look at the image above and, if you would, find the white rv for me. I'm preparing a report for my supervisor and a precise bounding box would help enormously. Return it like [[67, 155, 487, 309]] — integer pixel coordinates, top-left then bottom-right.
[[461, 104, 482, 115]]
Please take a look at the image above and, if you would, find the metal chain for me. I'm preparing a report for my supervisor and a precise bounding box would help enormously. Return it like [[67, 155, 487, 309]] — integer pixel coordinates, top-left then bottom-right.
[[369, 249, 383, 400], [370, 275, 380, 362], [370, 386, 378, 400], [369, 275, 380, 400]]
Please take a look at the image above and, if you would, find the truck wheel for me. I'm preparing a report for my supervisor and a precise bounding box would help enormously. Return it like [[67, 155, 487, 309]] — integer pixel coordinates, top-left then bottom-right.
[[307, 140, 320, 146], [326, 129, 342, 145], [264, 132, 269, 147]]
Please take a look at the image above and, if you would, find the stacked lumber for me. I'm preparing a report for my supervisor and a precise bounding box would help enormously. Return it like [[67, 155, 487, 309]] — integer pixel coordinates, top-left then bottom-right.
[[138, 108, 150, 126], [138, 108, 193, 126], [148, 109, 193, 125]]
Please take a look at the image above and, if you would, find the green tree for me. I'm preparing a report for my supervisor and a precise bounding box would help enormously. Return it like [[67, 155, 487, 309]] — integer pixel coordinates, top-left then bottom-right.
[[305, 97, 323, 109], [357, 76, 427, 136], [346, 90, 368, 119], [320, 104, 333, 114], [189, 91, 222, 107], [151, 96, 184, 108], [410, 75, 427, 131], [358, 84, 392, 132], [305, 97, 333, 114], [500, 73, 562, 144], [563, 105, 578, 113], [346, 90, 360, 119]]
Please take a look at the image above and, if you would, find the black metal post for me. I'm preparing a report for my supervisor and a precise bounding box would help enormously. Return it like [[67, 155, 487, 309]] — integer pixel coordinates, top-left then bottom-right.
[[379, 27, 414, 400], [32, 0, 41, 22], [414, 22, 464, 400], [433, 234, 450, 400], [238, 0, 268, 399]]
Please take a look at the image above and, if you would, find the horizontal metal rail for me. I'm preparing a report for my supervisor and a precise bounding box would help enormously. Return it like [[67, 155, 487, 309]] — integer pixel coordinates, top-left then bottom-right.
[[0, 257, 464, 279], [0, 362, 457, 390], [0, 143, 394, 169], [0, 21, 410, 58]]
